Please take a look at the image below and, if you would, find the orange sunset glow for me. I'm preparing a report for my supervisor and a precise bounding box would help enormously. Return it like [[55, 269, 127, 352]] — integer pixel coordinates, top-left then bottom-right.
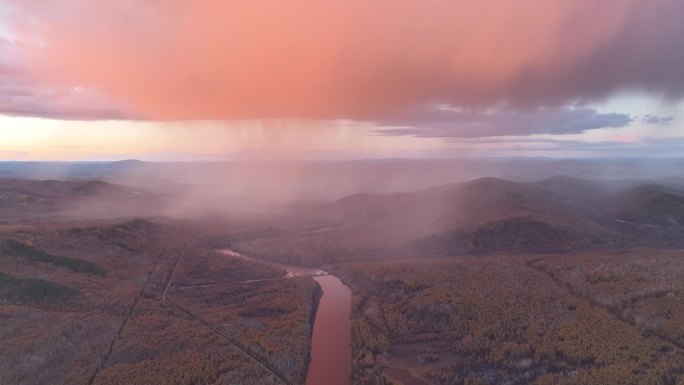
[[2, 3, 684, 385], [1, 0, 682, 159]]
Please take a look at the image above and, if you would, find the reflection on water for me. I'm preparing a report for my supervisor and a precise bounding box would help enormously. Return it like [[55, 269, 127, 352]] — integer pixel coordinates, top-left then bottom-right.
[[220, 249, 351, 385], [306, 275, 351, 385]]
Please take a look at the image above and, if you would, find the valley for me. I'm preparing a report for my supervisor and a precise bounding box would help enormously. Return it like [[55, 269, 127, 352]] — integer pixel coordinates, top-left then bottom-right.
[[4, 1, 684, 383], [2, 168, 684, 384]]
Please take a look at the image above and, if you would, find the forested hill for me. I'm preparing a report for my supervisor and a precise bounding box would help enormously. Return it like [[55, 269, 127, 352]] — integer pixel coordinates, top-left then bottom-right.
[[232, 176, 684, 265]]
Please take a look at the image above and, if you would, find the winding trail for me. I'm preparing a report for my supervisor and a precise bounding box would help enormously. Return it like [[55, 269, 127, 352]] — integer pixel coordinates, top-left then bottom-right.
[[159, 246, 352, 385], [525, 257, 684, 350], [87, 245, 166, 385], [84, 237, 352, 385], [173, 277, 286, 290], [217, 250, 352, 385], [176, 248, 353, 385], [162, 243, 290, 385]]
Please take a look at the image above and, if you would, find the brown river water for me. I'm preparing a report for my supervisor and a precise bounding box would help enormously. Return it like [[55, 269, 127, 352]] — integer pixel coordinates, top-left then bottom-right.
[[220, 249, 351, 385]]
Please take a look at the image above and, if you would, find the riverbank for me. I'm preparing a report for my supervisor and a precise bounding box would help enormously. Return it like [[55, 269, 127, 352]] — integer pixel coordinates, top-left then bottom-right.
[[219, 249, 352, 385]]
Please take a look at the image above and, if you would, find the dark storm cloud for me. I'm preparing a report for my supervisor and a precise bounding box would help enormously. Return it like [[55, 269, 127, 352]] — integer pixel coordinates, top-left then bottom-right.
[[642, 114, 674, 126], [375, 106, 633, 138]]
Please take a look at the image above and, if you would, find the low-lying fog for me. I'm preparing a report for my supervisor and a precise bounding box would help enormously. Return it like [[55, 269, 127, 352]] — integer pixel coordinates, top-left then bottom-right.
[[1, 157, 684, 221]]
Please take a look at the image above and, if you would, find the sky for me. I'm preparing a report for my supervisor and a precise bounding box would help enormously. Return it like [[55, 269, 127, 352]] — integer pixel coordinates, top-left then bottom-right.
[[0, 0, 683, 160]]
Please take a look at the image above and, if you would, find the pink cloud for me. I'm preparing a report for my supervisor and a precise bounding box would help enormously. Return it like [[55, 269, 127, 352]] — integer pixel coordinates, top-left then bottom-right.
[[4, 0, 684, 121]]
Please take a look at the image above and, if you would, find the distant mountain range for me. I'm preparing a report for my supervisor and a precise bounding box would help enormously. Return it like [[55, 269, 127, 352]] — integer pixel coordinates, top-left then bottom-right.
[[0, 178, 160, 221], [233, 175, 684, 264], [1, 158, 684, 204], [3, 159, 684, 262]]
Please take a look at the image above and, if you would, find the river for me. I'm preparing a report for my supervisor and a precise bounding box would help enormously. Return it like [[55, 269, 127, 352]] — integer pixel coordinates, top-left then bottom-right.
[[220, 249, 352, 385]]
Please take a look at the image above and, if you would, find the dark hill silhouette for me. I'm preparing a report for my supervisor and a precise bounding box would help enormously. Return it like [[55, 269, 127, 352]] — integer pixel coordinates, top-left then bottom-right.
[[234, 176, 684, 264], [611, 184, 684, 227], [0, 179, 161, 220], [0, 179, 127, 199]]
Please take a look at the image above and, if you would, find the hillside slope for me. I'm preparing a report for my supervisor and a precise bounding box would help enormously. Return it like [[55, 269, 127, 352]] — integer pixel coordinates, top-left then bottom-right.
[[233, 176, 684, 264]]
